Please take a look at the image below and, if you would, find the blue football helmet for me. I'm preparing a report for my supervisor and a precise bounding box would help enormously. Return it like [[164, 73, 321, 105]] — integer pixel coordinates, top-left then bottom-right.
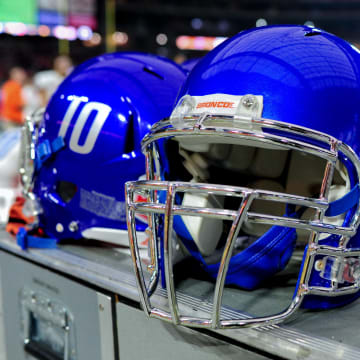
[[181, 58, 201, 73], [20, 52, 186, 245], [126, 26, 360, 328]]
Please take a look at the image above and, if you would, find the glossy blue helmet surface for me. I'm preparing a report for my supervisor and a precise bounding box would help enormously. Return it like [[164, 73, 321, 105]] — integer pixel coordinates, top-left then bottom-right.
[[29, 52, 186, 244], [176, 25, 360, 305], [125, 26, 360, 328], [177, 25, 360, 305], [179, 25, 360, 154], [181, 57, 202, 73]]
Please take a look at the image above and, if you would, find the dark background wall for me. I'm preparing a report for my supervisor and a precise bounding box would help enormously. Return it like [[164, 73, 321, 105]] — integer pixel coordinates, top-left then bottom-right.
[[1, 0, 360, 78]]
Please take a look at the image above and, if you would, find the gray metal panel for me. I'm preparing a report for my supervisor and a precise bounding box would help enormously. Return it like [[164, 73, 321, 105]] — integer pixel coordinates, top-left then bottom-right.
[[0, 264, 7, 360], [116, 302, 268, 360], [97, 293, 115, 359], [0, 250, 115, 360], [285, 303, 360, 347], [1, 231, 360, 359]]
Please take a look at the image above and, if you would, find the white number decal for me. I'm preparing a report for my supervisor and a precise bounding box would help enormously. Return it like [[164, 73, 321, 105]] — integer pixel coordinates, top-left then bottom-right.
[[58, 96, 111, 154]]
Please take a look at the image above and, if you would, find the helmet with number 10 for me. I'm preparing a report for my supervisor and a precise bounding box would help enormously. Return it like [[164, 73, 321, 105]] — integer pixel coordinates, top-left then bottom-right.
[[20, 52, 186, 244]]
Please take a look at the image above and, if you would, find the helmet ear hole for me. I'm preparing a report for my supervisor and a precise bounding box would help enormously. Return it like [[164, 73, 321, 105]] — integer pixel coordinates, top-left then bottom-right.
[[304, 31, 321, 37], [56, 181, 77, 203], [143, 66, 164, 80], [124, 114, 135, 154]]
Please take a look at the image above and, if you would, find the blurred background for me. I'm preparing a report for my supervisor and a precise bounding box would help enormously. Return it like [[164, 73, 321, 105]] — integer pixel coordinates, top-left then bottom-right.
[[0, 0, 360, 128], [2, 0, 360, 72]]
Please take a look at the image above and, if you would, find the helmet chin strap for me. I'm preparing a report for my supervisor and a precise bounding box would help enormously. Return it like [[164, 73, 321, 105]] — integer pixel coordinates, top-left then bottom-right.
[[16, 227, 58, 250], [324, 183, 360, 217], [35, 136, 65, 170]]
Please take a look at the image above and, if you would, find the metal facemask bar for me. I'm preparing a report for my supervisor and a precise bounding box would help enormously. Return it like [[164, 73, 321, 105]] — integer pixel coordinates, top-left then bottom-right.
[[19, 108, 45, 221], [125, 114, 360, 329]]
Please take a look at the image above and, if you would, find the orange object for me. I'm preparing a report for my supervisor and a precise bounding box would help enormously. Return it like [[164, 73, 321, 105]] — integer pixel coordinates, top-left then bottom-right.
[[1, 80, 24, 125], [6, 196, 35, 236]]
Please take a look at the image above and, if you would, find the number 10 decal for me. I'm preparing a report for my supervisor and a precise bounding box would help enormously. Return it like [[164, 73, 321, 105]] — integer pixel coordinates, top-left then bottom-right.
[[58, 96, 111, 154]]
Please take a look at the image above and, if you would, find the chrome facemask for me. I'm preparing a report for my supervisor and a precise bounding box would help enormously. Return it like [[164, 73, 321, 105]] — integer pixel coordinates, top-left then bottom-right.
[[19, 108, 45, 222], [125, 111, 360, 329]]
